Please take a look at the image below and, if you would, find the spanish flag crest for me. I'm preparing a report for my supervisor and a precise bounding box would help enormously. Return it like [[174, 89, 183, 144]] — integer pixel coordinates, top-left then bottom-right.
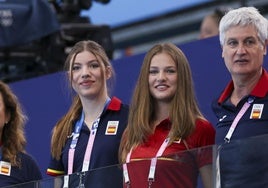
[[0, 161, 11, 176], [105, 121, 119, 135], [250, 104, 264, 119]]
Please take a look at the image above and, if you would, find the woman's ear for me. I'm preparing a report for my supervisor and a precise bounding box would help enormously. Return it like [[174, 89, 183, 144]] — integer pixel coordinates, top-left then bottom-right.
[[67, 71, 72, 82], [105, 66, 112, 80]]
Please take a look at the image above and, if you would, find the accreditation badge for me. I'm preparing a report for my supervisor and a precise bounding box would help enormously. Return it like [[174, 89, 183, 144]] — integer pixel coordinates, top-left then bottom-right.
[[0, 161, 11, 176], [105, 121, 119, 135], [250, 104, 264, 119]]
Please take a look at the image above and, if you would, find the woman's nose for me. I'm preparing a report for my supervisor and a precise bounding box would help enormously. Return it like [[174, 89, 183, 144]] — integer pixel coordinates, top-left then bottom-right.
[[157, 71, 166, 81], [81, 67, 90, 78]]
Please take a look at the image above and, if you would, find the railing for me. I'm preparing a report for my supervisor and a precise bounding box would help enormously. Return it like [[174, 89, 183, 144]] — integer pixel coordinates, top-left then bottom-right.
[[3, 134, 268, 188]]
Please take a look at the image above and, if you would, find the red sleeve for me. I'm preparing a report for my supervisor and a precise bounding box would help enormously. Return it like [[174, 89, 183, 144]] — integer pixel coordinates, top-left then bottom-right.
[[186, 119, 216, 168]]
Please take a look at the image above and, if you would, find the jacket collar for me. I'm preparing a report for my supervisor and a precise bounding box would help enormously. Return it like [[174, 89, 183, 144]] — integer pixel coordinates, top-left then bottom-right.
[[218, 68, 268, 104]]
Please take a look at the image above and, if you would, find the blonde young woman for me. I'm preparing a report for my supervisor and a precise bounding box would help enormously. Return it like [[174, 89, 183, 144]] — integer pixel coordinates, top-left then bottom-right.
[[47, 40, 129, 188], [119, 43, 215, 188]]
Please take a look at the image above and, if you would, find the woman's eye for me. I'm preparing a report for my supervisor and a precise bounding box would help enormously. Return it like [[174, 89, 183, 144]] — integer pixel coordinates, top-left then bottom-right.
[[89, 61, 100, 69], [149, 70, 158, 74], [90, 63, 100, 69], [166, 69, 176, 73], [72, 65, 80, 71]]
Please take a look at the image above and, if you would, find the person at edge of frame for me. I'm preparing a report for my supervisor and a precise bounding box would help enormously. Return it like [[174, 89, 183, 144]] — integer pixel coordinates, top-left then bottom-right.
[[211, 7, 268, 188]]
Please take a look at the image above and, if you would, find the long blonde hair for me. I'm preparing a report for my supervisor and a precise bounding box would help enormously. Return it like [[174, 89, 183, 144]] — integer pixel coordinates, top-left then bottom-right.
[[50, 40, 115, 159], [119, 43, 205, 162]]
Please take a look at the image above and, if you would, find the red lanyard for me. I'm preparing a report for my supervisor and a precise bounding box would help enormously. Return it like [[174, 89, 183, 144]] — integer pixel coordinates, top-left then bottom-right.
[[123, 138, 170, 188]]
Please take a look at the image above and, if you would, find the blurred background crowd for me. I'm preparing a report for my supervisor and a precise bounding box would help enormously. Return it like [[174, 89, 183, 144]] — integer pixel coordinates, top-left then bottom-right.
[[0, 0, 267, 82]]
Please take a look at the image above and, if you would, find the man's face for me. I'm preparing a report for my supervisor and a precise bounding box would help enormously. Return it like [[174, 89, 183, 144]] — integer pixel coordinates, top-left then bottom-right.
[[222, 25, 266, 77]]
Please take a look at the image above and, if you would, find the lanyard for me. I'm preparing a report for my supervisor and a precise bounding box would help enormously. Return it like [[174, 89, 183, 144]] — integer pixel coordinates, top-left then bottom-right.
[[68, 112, 85, 175], [224, 97, 254, 143], [123, 138, 170, 188], [81, 117, 100, 172], [67, 98, 111, 175], [215, 97, 255, 188]]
